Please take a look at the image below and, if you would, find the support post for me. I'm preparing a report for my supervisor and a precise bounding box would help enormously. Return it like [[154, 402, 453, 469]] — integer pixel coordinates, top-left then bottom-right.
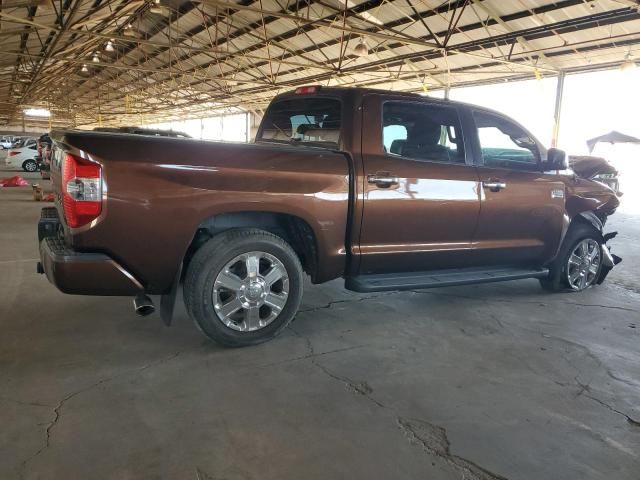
[[551, 72, 565, 148]]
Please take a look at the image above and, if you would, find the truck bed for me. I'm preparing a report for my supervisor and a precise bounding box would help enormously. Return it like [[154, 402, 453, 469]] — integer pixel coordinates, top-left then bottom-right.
[[49, 130, 352, 293]]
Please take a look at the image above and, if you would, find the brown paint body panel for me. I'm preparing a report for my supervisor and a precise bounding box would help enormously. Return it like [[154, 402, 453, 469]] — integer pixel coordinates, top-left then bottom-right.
[[471, 167, 567, 265], [43, 87, 619, 296], [51, 133, 351, 293]]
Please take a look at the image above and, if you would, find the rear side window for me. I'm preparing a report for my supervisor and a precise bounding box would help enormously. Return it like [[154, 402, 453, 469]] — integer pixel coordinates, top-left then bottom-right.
[[383, 102, 465, 164], [474, 111, 540, 170], [258, 97, 341, 147]]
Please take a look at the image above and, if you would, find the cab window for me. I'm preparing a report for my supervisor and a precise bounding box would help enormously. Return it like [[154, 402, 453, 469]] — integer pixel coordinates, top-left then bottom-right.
[[474, 111, 540, 170], [258, 97, 341, 147], [383, 102, 465, 164]]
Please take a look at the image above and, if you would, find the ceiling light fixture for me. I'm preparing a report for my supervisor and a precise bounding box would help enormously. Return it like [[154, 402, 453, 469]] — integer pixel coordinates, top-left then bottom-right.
[[105, 40, 114, 52], [620, 53, 637, 72], [149, 0, 168, 13], [81, 64, 89, 73], [92, 53, 100, 63], [353, 38, 369, 57], [23, 108, 50, 118]]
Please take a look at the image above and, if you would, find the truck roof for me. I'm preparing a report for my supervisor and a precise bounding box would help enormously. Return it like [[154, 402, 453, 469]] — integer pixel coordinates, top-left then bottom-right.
[[271, 85, 489, 112]]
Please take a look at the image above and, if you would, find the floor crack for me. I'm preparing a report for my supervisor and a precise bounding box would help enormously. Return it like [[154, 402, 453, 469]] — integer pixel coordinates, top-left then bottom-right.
[[558, 347, 640, 428], [19, 350, 184, 478], [297, 292, 400, 315], [584, 393, 640, 427], [397, 417, 508, 480], [288, 326, 386, 408], [288, 326, 509, 479]]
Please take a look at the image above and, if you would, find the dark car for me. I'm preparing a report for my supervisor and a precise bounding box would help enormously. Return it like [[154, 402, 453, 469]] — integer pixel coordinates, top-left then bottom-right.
[[37, 86, 621, 347], [35, 133, 52, 178]]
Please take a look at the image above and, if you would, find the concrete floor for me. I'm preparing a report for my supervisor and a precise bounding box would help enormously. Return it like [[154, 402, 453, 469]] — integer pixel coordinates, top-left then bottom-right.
[[1, 162, 639, 480]]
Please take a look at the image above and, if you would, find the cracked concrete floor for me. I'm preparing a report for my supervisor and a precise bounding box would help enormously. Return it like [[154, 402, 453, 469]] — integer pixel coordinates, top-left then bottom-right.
[[1, 166, 639, 480]]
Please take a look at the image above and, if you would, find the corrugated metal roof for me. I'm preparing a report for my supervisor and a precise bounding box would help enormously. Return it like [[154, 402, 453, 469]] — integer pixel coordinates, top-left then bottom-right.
[[0, 0, 638, 128]]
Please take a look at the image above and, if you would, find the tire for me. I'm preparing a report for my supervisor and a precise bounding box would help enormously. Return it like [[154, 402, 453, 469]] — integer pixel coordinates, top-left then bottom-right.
[[22, 159, 38, 172], [540, 223, 603, 292], [183, 228, 304, 347]]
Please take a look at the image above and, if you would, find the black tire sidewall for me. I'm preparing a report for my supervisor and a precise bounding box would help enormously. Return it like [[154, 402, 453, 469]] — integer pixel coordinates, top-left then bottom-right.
[[186, 229, 303, 347]]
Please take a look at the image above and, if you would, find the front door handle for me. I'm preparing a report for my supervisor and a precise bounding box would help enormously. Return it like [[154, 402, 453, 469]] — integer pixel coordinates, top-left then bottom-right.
[[368, 173, 399, 188], [482, 180, 507, 192]]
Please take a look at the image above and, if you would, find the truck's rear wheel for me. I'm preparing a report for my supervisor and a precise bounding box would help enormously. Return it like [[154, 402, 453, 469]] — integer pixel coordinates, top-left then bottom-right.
[[183, 228, 304, 347]]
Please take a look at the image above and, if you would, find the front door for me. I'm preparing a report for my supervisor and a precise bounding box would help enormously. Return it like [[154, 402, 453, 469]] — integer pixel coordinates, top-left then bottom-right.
[[469, 109, 566, 265], [357, 97, 481, 274]]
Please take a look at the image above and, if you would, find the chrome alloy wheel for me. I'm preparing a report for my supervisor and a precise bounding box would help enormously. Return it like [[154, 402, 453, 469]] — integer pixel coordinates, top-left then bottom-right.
[[213, 251, 289, 332], [566, 239, 601, 291]]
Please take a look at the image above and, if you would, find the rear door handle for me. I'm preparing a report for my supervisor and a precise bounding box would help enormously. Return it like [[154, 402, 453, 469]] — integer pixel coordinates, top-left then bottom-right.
[[368, 173, 399, 188], [482, 180, 506, 192]]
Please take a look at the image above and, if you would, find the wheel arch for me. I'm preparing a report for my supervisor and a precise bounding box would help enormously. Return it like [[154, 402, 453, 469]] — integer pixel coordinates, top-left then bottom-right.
[[548, 211, 604, 267], [574, 211, 604, 233], [183, 211, 319, 282]]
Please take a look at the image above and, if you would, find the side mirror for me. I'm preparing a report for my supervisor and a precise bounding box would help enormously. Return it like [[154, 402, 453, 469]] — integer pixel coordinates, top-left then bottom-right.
[[544, 148, 567, 171]]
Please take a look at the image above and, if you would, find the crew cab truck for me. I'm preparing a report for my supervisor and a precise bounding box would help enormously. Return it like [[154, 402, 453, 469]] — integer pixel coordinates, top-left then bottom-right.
[[38, 87, 621, 347]]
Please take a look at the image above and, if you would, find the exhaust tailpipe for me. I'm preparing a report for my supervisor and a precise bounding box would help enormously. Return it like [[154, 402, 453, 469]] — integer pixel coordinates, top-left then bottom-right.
[[133, 294, 155, 316]]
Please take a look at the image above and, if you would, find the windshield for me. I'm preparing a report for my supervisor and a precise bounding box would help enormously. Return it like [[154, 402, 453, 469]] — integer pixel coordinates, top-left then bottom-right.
[[257, 97, 341, 147]]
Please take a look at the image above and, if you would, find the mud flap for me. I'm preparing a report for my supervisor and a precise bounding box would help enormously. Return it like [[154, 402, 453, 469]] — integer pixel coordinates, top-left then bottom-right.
[[159, 261, 183, 326], [596, 237, 622, 285]]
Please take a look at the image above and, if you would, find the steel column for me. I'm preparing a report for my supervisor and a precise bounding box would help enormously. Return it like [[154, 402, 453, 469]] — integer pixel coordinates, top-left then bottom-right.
[[552, 72, 566, 148]]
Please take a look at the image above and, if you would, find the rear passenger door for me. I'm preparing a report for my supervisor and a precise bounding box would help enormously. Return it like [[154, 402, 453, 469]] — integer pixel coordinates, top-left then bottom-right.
[[358, 97, 481, 274], [468, 109, 566, 265]]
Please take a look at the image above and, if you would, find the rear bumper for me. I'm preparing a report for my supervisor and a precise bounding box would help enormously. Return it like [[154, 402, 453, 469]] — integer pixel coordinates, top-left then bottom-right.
[[38, 208, 143, 295]]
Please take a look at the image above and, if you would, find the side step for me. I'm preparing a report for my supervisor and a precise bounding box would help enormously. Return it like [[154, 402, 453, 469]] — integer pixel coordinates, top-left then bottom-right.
[[345, 266, 549, 293]]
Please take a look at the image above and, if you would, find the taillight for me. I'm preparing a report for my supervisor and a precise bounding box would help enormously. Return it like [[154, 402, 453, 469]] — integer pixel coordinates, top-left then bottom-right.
[[62, 153, 102, 228], [8, 151, 18, 156], [295, 85, 320, 94]]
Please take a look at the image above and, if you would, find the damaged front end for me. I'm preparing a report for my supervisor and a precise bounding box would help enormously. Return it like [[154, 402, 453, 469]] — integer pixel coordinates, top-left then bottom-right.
[[569, 155, 621, 195], [597, 232, 622, 284]]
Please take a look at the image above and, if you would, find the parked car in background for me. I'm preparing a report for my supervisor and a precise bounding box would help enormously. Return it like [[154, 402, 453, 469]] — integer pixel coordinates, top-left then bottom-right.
[[0, 136, 15, 149], [35, 133, 52, 179], [5, 144, 38, 172], [37, 86, 621, 347], [12, 137, 37, 149]]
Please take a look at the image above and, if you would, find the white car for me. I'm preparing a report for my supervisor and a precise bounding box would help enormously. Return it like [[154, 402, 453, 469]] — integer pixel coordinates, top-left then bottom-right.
[[5, 145, 38, 172], [0, 137, 14, 149], [12, 137, 36, 149]]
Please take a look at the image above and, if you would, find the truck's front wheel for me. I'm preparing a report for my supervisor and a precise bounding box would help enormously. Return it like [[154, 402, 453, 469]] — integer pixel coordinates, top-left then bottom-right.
[[540, 223, 604, 292], [183, 228, 304, 347]]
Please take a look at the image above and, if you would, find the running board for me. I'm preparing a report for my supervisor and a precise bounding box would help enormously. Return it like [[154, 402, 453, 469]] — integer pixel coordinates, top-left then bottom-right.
[[345, 267, 549, 293]]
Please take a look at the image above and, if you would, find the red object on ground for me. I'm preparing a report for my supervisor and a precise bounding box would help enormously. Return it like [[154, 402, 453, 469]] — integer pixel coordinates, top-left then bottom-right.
[[44, 192, 54, 202], [0, 176, 30, 187]]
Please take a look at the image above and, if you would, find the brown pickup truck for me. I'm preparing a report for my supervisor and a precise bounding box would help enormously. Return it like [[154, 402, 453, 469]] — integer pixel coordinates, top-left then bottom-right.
[[37, 86, 621, 347]]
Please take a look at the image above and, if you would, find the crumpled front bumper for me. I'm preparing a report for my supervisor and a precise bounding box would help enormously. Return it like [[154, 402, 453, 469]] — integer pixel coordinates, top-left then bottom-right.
[[596, 233, 622, 284]]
